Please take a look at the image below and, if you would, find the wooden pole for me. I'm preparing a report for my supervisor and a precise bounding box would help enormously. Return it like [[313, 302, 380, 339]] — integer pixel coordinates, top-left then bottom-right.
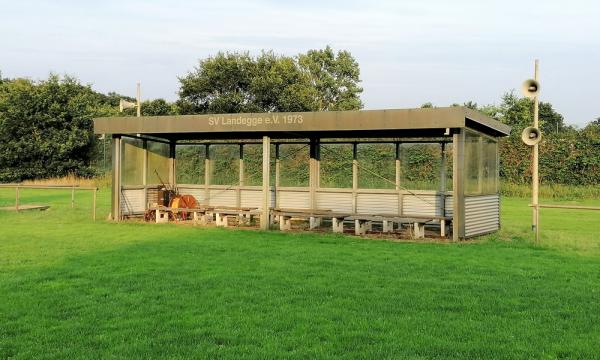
[[136, 82, 141, 117], [453, 130, 466, 241], [142, 139, 148, 209], [15, 185, 20, 211], [71, 185, 75, 208], [238, 144, 243, 208], [204, 144, 211, 205], [396, 142, 403, 216], [352, 143, 358, 214], [261, 136, 271, 230], [531, 204, 600, 211], [275, 144, 280, 209], [532, 59, 540, 244], [309, 138, 319, 211], [169, 142, 176, 188], [111, 136, 122, 221], [440, 142, 447, 217], [93, 188, 97, 221]]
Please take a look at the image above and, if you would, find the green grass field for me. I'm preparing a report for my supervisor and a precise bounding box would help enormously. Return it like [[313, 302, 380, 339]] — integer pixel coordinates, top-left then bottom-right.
[[0, 188, 599, 359]]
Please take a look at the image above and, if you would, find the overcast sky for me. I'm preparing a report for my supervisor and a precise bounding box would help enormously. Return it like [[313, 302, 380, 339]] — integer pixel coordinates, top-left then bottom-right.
[[1, 0, 598, 126]]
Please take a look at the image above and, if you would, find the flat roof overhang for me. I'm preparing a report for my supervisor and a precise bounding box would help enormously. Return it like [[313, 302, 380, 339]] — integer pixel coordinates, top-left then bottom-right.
[[93, 107, 511, 140]]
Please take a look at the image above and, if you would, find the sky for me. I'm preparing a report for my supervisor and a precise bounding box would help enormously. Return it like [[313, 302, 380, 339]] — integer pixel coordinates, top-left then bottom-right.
[[1, 0, 599, 126]]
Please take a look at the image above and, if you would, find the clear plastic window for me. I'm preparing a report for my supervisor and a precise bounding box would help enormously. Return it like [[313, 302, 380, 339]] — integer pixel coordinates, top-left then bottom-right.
[[121, 137, 144, 185], [278, 144, 309, 187], [210, 145, 239, 185], [147, 141, 170, 185], [465, 131, 498, 195], [319, 144, 353, 188], [357, 143, 396, 189], [242, 144, 263, 186], [176, 145, 205, 185], [399, 143, 441, 190]]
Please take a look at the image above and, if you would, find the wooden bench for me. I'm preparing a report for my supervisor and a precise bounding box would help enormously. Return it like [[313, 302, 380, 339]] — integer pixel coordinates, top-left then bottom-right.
[[210, 207, 260, 227], [148, 206, 215, 224], [272, 208, 350, 232], [346, 214, 452, 238]]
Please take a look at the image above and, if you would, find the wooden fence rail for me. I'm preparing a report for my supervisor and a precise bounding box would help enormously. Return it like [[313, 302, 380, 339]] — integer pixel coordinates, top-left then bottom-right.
[[0, 184, 99, 220]]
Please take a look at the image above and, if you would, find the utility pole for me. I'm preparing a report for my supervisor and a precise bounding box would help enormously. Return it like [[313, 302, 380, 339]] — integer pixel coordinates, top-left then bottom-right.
[[532, 60, 540, 244], [136, 81, 141, 117]]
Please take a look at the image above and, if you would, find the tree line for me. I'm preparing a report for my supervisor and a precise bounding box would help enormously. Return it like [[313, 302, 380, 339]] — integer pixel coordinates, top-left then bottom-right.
[[0, 47, 598, 186]]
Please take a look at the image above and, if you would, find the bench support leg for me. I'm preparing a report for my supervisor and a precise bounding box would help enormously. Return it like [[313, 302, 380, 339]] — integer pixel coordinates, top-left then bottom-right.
[[413, 222, 425, 239], [215, 213, 229, 227], [279, 215, 292, 231], [332, 217, 344, 233], [238, 213, 252, 225], [200, 214, 210, 225], [156, 209, 168, 224], [440, 219, 447, 238], [309, 216, 321, 230], [355, 219, 370, 236], [382, 220, 394, 233]]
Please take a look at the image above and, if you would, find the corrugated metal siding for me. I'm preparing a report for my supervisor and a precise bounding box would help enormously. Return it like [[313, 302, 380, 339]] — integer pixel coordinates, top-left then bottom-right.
[[317, 191, 353, 213], [464, 194, 500, 237], [146, 187, 158, 207], [402, 194, 441, 216], [278, 190, 310, 209], [120, 189, 145, 215], [356, 193, 398, 214], [208, 188, 236, 207], [241, 189, 262, 208], [177, 186, 206, 203], [445, 196, 453, 217]]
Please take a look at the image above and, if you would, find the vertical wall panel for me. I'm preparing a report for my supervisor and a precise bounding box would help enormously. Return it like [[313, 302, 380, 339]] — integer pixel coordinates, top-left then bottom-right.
[[176, 186, 206, 203], [120, 189, 145, 215], [317, 191, 353, 213], [356, 193, 398, 214], [464, 194, 500, 237], [402, 194, 441, 216], [278, 189, 311, 209], [241, 188, 263, 208]]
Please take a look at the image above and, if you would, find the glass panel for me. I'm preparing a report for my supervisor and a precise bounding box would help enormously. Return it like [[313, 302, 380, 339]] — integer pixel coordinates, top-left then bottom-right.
[[464, 131, 481, 195], [147, 141, 170, 185], [357, 143, 395, 189], [176, 145, 205, 185], [483, 138, 498, 194], [464, 131, 498, 195], [243, 144, 263, 186], [320, 143, 353, 188], [400, 143, 441, 190], [278, 143, 309, 187], [444, 143, 453, 191], [121, 137, 144, 185], [210, 144, 239, 185]]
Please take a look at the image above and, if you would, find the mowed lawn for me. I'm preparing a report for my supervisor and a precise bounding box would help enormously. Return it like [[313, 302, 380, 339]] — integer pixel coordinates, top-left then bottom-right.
[[0, 189, 599, 359]]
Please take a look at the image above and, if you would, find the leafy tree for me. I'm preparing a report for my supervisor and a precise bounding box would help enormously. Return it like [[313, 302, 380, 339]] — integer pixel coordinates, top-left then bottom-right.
[[420, 102, 434, 108], [178, 52, 258, 114], [177, 47, 363, 114], [142, 99, 178, 116], [539, 101, 566, 135], [0, 74, 113, 181], [297, 46, 362, 111]]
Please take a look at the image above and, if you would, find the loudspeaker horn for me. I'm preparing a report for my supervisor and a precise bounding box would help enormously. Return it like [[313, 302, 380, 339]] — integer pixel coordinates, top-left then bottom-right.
[[119, 99, 137, 112], [521, 126, 542, 146], [521, 79, 540, 98]]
